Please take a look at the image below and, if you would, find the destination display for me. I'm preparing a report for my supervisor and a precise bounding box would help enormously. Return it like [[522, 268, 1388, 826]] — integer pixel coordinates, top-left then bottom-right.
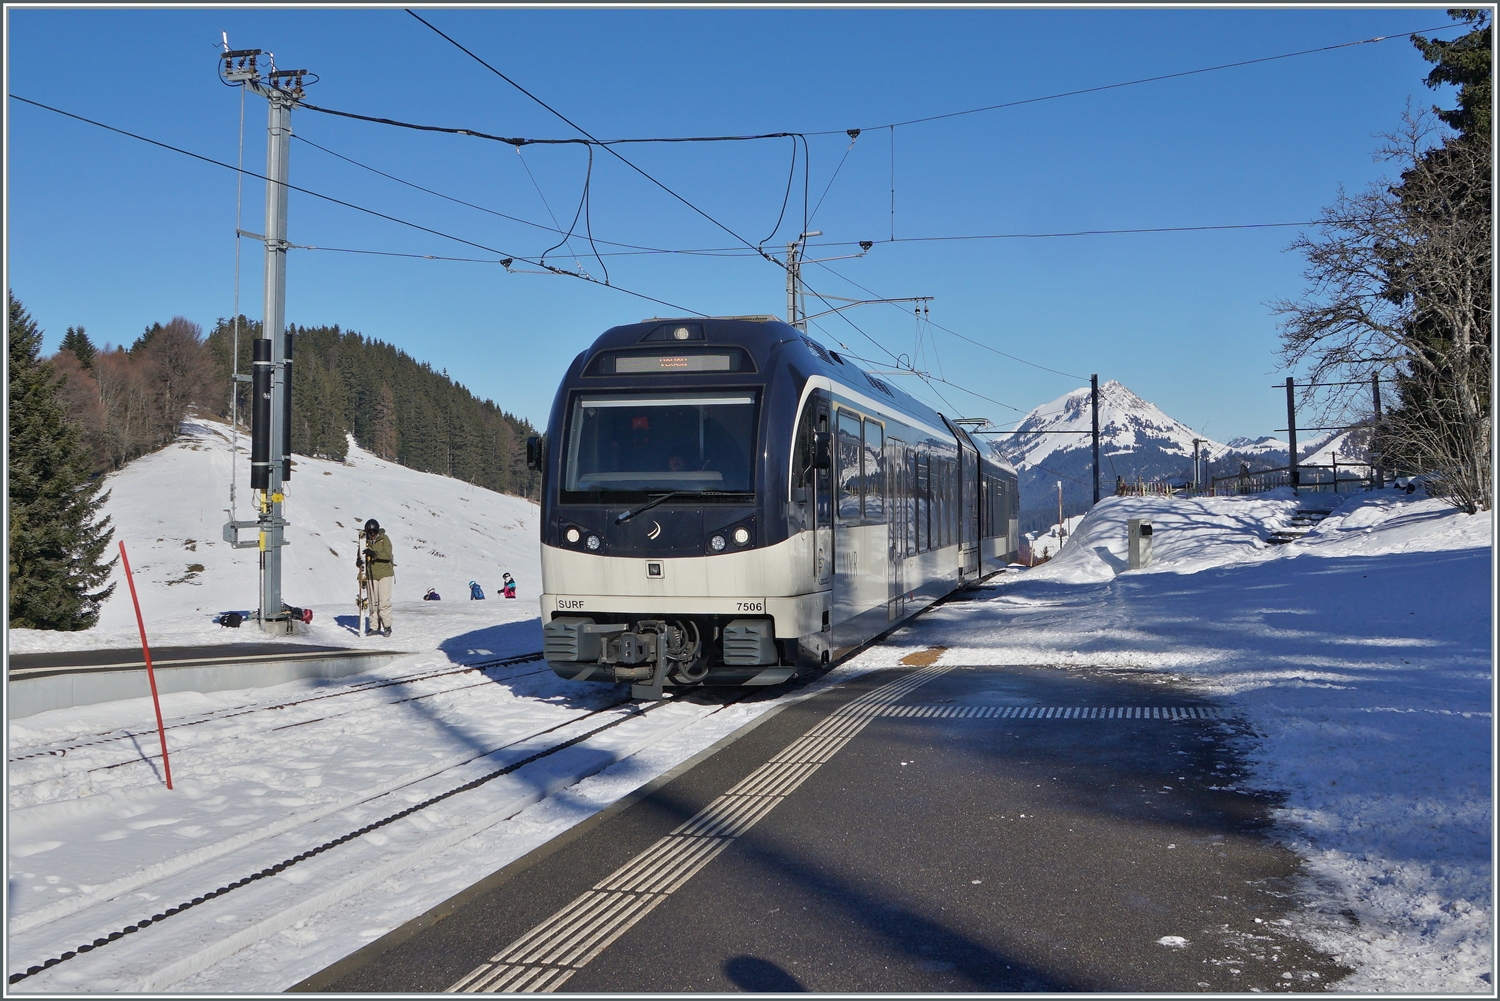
[[615, 353, 734, 373], [585, 348, 752, 376]]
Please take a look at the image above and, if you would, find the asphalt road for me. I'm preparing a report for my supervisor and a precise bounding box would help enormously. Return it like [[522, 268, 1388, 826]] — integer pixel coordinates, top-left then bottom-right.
[[303, 661, 1347, 993]]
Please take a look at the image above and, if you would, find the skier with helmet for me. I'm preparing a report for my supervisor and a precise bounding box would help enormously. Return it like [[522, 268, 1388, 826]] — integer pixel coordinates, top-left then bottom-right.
[[358, 518, 395, 636]]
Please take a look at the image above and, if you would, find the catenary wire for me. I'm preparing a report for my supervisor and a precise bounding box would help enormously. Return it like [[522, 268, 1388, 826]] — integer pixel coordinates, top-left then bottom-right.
[[808, 131, 858, 227], [7, 94, 703, 317], [407, 8, 789, 271], [292, 133, 764, 259], [811, 259, 1088, 381], [303, 26, 1461, 147], [297, 98, 798, 147], [806, 24, 1466, 134], [292, 132, 1318, 260]]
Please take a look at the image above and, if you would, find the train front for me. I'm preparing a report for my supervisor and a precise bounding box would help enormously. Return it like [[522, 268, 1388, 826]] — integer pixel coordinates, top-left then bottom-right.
[[531, 317, 819, 697]]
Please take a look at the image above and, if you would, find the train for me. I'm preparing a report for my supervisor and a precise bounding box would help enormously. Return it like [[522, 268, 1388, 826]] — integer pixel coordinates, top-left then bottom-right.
[[527, 316, 1020, 696]]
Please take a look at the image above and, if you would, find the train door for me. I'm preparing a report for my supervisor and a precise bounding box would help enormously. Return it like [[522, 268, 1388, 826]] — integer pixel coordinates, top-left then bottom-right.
[[814, 399, 832, 588], [888, 439, 906, 620], [833, 409, 863, 637], [960, 442, 980, 577]]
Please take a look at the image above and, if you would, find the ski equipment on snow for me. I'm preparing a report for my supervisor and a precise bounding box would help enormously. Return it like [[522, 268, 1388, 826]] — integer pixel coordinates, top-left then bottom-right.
[[356, 532, 370, 635]]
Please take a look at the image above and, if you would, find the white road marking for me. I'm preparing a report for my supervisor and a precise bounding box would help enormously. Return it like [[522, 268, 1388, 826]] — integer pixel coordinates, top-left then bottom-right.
[[878, 705, 1227, 720], [448, 665, 951, 993]]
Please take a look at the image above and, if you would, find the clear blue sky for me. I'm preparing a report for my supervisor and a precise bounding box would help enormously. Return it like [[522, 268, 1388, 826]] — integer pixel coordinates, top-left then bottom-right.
[[5, 6, 1464, 439]]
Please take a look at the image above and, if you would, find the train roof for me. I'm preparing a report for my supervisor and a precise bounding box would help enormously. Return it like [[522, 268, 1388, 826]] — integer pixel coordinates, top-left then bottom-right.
[[586, 316, 1015, 474]]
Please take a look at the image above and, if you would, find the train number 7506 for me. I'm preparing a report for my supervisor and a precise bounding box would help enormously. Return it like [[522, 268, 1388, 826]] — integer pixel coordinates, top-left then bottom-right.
[[735, 601, 764, 613]]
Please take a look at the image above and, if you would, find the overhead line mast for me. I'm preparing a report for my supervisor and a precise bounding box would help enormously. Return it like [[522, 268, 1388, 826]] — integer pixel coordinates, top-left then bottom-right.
[[219, 43, 313, 633]]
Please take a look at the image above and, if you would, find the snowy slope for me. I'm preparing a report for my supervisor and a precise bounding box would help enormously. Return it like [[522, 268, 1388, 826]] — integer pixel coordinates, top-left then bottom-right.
[[8, 417, 540, 654], [912, 490, 1493, 991]]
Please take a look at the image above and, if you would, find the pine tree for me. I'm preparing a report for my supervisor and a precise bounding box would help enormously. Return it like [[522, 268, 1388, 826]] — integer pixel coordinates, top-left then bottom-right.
[[60, 325, 95, 369], [8, 293, 117, 629]]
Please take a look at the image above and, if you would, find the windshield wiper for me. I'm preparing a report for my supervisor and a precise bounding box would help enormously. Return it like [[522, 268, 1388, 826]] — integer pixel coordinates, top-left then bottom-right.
[[616, 491, 691, 524], [614, 490, 744, 524]]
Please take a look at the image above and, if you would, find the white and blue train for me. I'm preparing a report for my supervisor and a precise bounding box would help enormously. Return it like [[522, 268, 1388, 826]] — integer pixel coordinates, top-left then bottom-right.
[[527, 316, 1020, 695]]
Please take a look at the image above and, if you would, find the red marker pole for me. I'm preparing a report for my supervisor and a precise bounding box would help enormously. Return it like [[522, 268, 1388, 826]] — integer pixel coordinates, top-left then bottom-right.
[[118, 541, 173, 789]]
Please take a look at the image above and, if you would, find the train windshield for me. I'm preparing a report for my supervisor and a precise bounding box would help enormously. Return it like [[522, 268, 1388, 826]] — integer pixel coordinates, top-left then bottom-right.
[[563, 392, 758, 496]]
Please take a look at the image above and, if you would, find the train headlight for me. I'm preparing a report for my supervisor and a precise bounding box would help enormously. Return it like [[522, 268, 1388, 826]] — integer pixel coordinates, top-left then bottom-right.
[[709, 534, 727, 552], [585, 534, 602, 551], [565, 527, 581, 545], [672, 325, 692, 340], [732, 526, 752, 547]]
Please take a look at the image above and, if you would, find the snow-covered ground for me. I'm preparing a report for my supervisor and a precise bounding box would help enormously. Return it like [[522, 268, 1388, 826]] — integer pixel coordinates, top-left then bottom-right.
[[9, 417, 539, 655], [902, 489, 1493, 992], [6, 419, 1491, 992]]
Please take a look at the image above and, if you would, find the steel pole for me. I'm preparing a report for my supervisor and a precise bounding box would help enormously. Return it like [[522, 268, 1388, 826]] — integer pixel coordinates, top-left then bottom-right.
[[259, 89, 292, 630], [1371, 373, 1385, 489]]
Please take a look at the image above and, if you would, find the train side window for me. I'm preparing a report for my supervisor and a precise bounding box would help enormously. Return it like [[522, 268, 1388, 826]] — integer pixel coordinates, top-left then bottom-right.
[[948, 458, 958, 547], [793, 403, 812, 482], [863, 419, 884, 523], [916, 453, 929, 552], [836, 410, 863, 524], [931, 457, 942, 549], [942, 457, 953, 548], [907, 449, 918, 556], [940, 457, 949, 548]]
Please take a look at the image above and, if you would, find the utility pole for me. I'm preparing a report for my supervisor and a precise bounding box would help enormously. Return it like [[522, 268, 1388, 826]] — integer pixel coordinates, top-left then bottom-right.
[[1056, 480, 1065, 548], [1091, 374, 1100, 505], [1192, 437, 1206, 492], [1371, 373, 1385, 489], [219, 44, 312, 633], [1285, 376, 1299, 495]]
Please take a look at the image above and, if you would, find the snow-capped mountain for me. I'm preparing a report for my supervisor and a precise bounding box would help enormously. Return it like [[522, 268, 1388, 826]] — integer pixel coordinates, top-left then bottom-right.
[[1225, 435, 1289, 456], [1001, 380, 1230, 469], [994, 381, 1294, 532]]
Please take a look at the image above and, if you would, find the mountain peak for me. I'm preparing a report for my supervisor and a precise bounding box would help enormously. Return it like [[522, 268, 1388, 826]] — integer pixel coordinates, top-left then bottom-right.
[[999, 380, 1222, 469]]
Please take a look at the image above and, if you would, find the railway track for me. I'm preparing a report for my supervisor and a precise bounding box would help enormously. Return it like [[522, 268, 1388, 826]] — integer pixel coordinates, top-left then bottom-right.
[[8, 681, 758, 989], [8, 650, 547, 764]]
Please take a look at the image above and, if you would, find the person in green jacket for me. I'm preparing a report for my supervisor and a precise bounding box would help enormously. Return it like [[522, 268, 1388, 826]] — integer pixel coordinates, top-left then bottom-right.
[[359, 518, 395, 637]]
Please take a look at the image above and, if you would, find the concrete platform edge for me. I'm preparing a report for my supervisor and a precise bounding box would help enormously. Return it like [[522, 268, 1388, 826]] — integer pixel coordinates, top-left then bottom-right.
[[7, 652, 405, 720]]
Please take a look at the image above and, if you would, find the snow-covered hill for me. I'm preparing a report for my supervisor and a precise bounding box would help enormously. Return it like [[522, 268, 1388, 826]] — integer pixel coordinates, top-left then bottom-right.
[[8, 417, 541, 653]]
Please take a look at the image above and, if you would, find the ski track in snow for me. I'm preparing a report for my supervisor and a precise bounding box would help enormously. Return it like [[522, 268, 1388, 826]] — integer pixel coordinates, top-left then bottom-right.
[[6, 417, 1492, 992]]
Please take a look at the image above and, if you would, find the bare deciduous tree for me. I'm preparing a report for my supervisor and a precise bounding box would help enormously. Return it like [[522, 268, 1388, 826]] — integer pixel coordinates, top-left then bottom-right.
[[1272, 111, 1491, 512]]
